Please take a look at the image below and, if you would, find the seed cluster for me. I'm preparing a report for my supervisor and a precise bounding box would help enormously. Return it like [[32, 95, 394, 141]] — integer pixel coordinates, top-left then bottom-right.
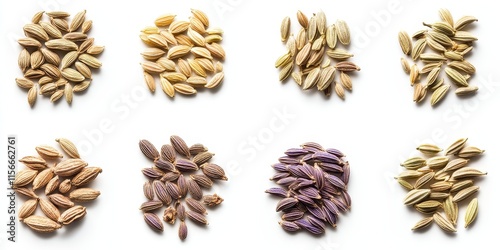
[[139, 135, 226, 240], [266, 142, 351, 235], [399, 9, 478, 106], [140, 9, 225, 97], [276, 10, 360, 99], [13, 138, 102, 233], [396, 138, 485, 232], [16, 10, 104, 106]]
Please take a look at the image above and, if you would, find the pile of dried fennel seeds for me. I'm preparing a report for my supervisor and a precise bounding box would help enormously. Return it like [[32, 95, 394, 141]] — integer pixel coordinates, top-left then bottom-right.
[[277, 10, 360, 99], [396, 138, 485, 232], [139, 135, 226, 240], [16, 10, 104, 106], [14, 138, 102, 233], [399, 9, 478, 105], [266, 142, 351, 235], [140, 9, 225, 97]]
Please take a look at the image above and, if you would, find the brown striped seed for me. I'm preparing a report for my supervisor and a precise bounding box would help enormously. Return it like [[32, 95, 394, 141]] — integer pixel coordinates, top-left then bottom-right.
[[23, 215, 61, 232], [39, 198, 60, 222], [69, 188, 101, 202], [19, 199, 39, 221]]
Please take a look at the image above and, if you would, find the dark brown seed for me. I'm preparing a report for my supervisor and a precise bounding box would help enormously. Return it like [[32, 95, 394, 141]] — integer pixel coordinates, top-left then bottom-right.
[[186, 210, 208, 225], [185, 197, 207, 214], [190, 174, 213, 188], [200, 163, 228, 180], [189, 143, 208, 155], [153, 180, 172, 205], [175, 159, 199, 172], [142, 168, 164, 179], [178, 221, 188, 240], [139, 139, 159, 161], [186, 179, 203, 200], [170, 135, 191, 158], [160, 171, 181, 182], [144, 213, 163, 232], [165, 182, 181, 200], [155, 159, 177, 172], [177, 202, 186, 221], [140, 200, 163, 211], [143, 181, 155, 200], [192, 152, 214, 165], [177, 175, 188, 197], [161, 144, 176, 163]]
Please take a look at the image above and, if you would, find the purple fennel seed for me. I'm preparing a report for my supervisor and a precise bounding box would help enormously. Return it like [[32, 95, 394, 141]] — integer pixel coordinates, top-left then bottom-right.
[[322, 181, 341, 196], [281, 210, 304, 221], [298, 162, 315, 178], [312, 165, 325, 189], [322, 198, 340, 215], [331, 197, 349, 213], [300, 142, 325, 151], [287, 164, 309, 178], [276, 176, 298, 186], [288, 180, 301, 191], [295, 194, 316, 207], [269, 143, 351, 234], [307, 215, 326, 230], [341, 162, 350, 185], [295, 178, 315, 189], [271, 163, 288, 172], [312, 151, 341, 164], [285, 148, 309, 157], [323, 206, 338, 227], [276, 197, 299, 212], [142, 168, 164, 179], [282, 206, 301, 214], [293, 218, 312, 228], [324, 173, 347, 190], [279, 220, 301, 232], [265, 187, 289, 198], [306, 205, 327, 221], [340, 190, 352, 208], [154, 159, 176, 172], [325, 148, 345, 157], [302, 222, 324, 235], [298, 186, 321, 199], [320, 190, 333, 199], [318, 162, 344, 173], [279, 156, 301, 165], [300, 153, 314, 163], [270, 172, 291, 181]]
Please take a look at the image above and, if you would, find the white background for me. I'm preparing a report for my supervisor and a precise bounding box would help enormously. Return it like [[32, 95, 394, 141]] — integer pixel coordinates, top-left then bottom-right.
[[1, 0, 499, 249]]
